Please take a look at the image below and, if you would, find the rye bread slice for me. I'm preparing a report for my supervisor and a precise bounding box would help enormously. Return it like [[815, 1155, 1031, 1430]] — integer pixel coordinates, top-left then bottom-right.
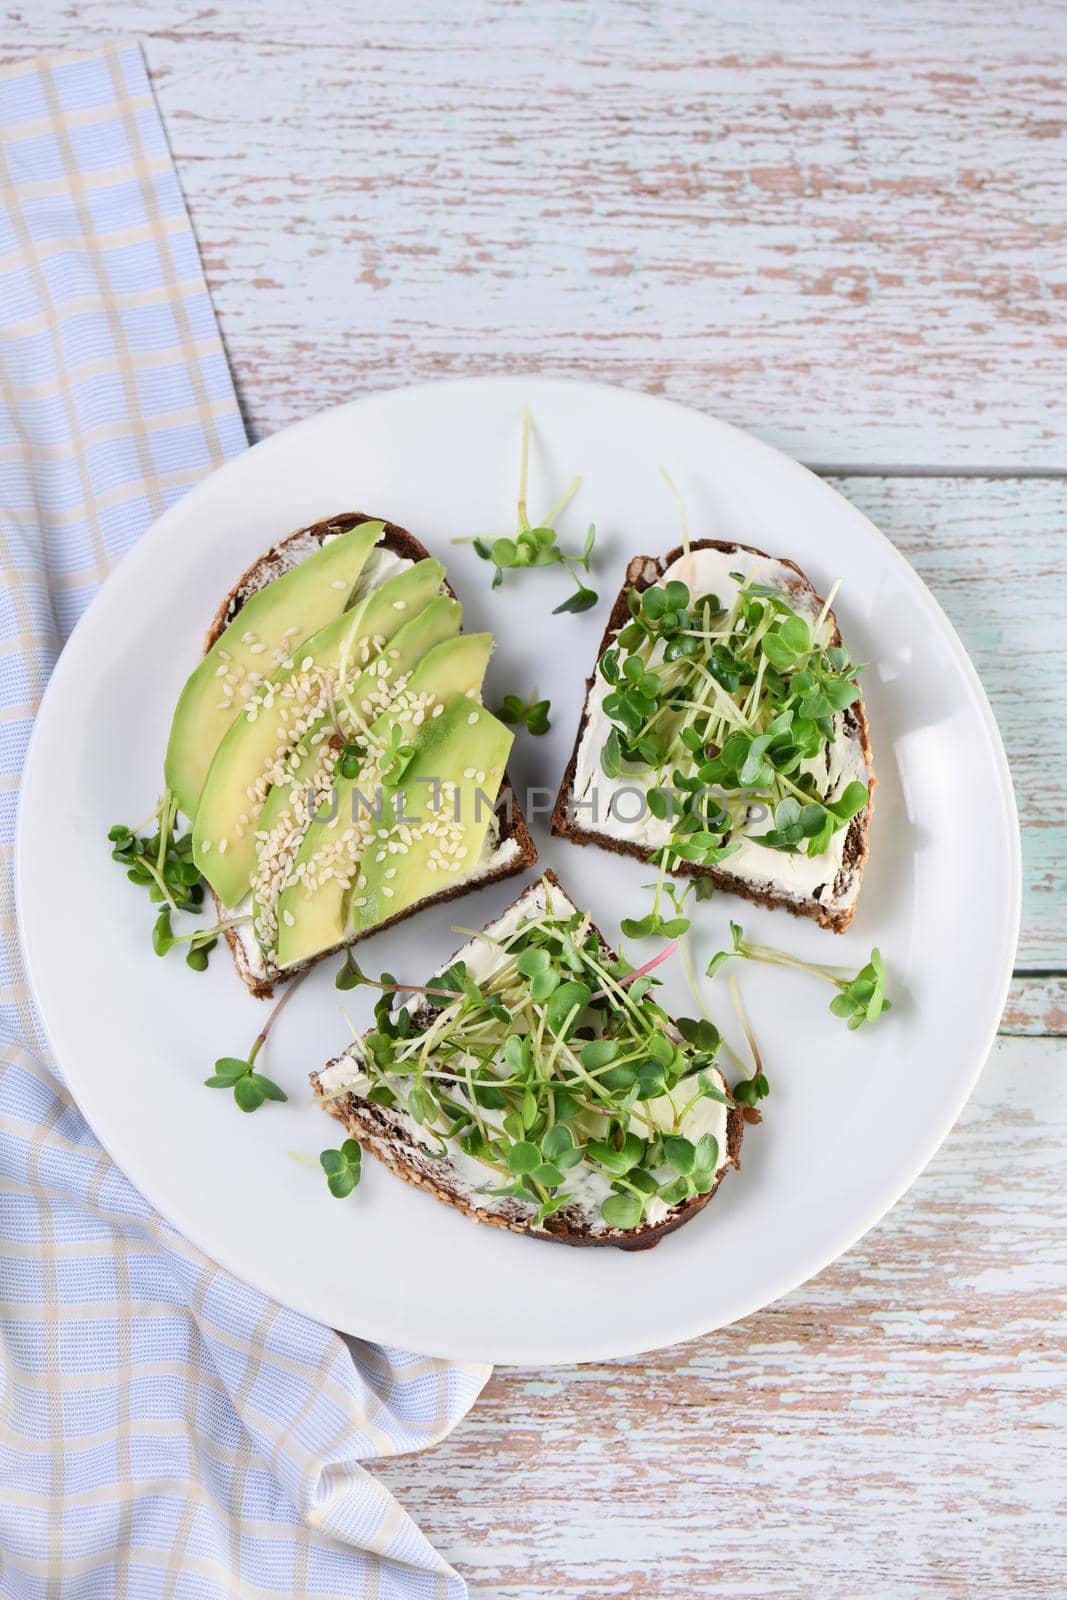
[[200, 511, 536, 997], [551, 540, 874, 934], [310, 868, 744, 1251]]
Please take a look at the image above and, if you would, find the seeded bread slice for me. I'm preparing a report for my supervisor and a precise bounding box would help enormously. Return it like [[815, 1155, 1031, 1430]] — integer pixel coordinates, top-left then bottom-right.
[[311, 869, 744, 1251], [551, 540, 874, 933], [200, 512, 536, 997]]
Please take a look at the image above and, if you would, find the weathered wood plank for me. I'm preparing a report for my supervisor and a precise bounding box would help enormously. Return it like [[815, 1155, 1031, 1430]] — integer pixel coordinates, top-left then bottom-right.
[[375, 1036, 1067, 1598], [1001, 974, 1067, 1036], [828, 475, 1067, 969], [5, 0, 1066, 466]]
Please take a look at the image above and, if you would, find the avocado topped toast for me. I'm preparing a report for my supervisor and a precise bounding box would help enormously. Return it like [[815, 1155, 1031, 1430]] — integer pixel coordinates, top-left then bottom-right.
[[312, 871, 743, 1249], [552, 540, 874, 932], [165, 512, 536, 995]]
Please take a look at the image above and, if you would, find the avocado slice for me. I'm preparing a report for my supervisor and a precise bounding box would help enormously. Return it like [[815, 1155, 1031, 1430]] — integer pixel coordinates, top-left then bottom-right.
[[193, 558, 446, 906], [249, 595, 462, 936], [164, 520, 383, 819], [350, 697, 512, 936], [272, 633, 496, 969]]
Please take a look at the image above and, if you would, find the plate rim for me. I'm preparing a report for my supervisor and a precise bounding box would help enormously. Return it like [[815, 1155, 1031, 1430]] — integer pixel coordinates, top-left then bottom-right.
[[16, 375, 1022, 1363]]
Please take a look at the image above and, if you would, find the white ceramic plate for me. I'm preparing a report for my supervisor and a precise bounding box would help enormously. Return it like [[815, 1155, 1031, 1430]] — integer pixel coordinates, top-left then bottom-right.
[[17, 377, 1019, 1364]]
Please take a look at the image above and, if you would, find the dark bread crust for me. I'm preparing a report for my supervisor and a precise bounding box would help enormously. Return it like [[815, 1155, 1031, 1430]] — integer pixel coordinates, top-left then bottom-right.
[[311, 868, 744, 1251], [204, 512, 536, 996], [550, 540, 875, 934]]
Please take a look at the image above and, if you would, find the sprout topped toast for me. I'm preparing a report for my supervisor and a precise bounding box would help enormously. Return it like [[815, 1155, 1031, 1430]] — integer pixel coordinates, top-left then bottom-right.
[[552, 540, 874, 932], [170, 513, 536, 995], [312, 871, 743, 1249]]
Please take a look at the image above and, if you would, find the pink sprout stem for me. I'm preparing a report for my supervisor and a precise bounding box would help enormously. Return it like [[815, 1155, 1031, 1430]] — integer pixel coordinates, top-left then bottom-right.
[[589, 940, 679, 1003]]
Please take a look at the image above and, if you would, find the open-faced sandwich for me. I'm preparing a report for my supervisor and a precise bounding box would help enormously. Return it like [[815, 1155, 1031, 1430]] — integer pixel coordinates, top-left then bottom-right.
[[312, 871, 743, 1249], [156, 512, 535, 994], [552, 539, 874, 932]]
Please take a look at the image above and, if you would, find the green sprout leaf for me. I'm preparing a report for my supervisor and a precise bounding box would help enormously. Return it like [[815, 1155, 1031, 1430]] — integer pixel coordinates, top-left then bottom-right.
[[320, 1139, 362, 1198], [205, 1058, 289, 1115], [497, 691, 552, 736], [464, 412, 597, 615], [600, 1192, 644, 1230]]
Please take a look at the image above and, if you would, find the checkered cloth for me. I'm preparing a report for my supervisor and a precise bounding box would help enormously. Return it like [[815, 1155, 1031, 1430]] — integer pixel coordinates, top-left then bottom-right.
[[0, 42, 488, 1598]]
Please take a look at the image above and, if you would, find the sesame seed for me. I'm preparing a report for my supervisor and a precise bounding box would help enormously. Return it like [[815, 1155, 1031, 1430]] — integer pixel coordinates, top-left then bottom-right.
[[392, 601, 406, 611], [385, 867, 397, 879], [331, 579, 347, 590], [249, 642, 265, 655], [382, 886, 394, 898], [283, 909, 295, 927], [201, 840, 212, 853], [468, 711, 479, 725], [301, 656, 313, 671], [218, 839, 228, 854], [476, 770, 485, 784], [432, 703, 444, 718]]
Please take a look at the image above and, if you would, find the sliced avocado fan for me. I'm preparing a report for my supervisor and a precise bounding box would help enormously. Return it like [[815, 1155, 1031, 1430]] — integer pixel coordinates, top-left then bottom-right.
[[193, 558, 446, 907], [250, 595, 462, 938], [165, 519, 383, 819], [272, 632, 498, 969]]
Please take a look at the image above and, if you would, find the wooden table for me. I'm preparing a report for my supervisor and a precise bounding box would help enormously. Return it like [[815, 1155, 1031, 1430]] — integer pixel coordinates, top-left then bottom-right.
[[9, 4, 1066, 1593]]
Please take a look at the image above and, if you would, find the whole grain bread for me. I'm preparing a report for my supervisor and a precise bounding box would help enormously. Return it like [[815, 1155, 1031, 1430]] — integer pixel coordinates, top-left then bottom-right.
[[551, 540, 874, 933], [202, 512, 537, 997], [311, 869, 744, 1251]]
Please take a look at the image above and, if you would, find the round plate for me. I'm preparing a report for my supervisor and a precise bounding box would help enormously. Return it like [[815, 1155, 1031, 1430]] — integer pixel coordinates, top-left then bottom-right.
[[17, 377, 1019, 1364]]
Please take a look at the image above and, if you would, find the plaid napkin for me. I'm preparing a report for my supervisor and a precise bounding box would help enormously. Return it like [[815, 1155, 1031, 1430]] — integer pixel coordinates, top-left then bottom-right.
[[0, 42, 487, 1598]]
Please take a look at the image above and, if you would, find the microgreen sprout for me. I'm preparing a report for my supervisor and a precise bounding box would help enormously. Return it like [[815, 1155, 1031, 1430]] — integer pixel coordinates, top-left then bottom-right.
[[622, 870, 693, 940], [327, 887, 734, 1231], [379, 722, 416, 788], [108, 792, 200, 914], [497, 691, 552, 736], [726, 973, 770, 1118], [337, 741, 364, 780], [151, 907, 248, 971], [109, 792, 222, 969], [204, 971, 307, 1111], [708, 921, 891, 1031], [320, 1140, 362, 1198], [458, 410, 598, 614]]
